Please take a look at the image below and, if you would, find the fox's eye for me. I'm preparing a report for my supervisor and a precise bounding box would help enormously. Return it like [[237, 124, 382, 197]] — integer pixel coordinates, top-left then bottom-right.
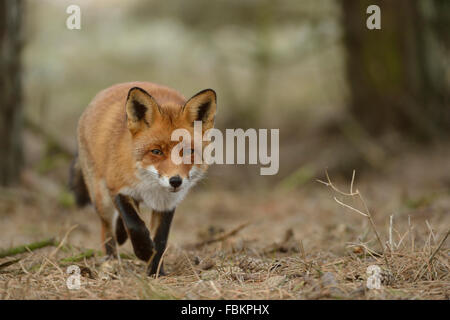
[[151, 149, 163, 156]]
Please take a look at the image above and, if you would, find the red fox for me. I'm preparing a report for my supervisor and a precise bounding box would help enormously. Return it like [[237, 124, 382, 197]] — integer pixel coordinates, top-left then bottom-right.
[[70, 82, 216, 275]]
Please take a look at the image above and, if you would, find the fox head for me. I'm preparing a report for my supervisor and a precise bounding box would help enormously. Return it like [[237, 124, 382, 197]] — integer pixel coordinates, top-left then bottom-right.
[[123, 86, 216, 211]]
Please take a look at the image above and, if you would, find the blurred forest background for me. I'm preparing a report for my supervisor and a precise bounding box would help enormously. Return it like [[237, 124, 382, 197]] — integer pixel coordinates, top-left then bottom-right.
[[0, 0, 449, 300], [1, 0, 449, 191]]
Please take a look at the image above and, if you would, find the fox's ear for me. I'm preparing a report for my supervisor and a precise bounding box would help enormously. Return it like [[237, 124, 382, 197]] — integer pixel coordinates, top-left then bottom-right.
[[125, 87, 161, 135], [183, 89, 217, 130]]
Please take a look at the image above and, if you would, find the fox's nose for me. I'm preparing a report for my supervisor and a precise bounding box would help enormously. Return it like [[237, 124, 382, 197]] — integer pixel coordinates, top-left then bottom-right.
[[169, 175, 182, 188]]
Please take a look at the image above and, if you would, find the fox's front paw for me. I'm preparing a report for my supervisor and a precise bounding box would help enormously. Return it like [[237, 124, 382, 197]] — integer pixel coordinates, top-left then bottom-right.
[[147, 261, 166, 277]]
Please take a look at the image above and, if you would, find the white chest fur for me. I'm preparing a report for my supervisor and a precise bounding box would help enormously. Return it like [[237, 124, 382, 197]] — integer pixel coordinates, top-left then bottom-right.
[[119, 165, 203, 212]]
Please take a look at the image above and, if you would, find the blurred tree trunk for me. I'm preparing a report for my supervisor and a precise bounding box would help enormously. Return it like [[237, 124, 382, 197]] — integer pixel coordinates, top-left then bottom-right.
[[0, 0, 23, 186], [340, 0, 449, 141]]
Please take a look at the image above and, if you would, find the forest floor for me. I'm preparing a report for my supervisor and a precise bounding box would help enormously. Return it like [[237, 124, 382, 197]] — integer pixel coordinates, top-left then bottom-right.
[[0, 146, 449, 300]]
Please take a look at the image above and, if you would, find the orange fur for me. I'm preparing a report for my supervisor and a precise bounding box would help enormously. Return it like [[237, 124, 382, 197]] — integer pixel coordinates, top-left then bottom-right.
[[75, 82, 216, 256]]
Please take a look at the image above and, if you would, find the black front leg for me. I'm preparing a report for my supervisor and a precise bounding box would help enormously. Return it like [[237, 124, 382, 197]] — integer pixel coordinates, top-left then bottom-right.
[[148, 209, 175, 276], [113, 194, 154, 262]]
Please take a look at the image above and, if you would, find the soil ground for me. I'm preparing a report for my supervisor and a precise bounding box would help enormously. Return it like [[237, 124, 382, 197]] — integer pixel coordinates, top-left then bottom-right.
[[0, 146, 449, 299]]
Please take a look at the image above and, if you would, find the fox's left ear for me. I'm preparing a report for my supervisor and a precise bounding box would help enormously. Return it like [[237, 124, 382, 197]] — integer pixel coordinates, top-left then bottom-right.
[[183, 89, 217, 130], [125, 87, 161, 135]]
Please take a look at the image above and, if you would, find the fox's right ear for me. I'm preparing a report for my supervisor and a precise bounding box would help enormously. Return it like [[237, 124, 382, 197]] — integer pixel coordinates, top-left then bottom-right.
[[183, 89, 217, 131], [125, 87, 161, 135]]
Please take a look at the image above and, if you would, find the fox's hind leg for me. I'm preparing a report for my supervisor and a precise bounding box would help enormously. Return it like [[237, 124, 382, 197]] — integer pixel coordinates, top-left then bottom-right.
[[76, 147, 119, 258], [100, 219, 116, 257], [93, 183, 118, 258]]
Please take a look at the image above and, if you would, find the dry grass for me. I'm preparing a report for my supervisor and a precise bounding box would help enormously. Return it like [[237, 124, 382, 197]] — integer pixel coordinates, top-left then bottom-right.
[[0, 150, 449, 300]]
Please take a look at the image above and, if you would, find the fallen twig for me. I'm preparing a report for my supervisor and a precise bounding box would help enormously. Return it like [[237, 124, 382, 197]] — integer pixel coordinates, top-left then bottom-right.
[[59, 250, 134, 264], [0, 238, 56, 258], [194, 222, 251, 248], [0, 258, 21, 270], [59, 249, 96, 264]]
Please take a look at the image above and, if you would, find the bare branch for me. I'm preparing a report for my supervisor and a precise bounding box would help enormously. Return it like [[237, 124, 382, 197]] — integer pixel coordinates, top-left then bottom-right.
[[333, 197, 368, 217], [318, 170, 391, 272]]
